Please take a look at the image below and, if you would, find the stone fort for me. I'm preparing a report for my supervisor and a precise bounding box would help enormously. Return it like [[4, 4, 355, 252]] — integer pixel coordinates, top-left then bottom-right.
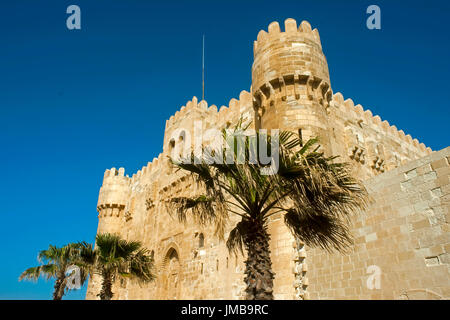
[[86, 18, 450, 300]]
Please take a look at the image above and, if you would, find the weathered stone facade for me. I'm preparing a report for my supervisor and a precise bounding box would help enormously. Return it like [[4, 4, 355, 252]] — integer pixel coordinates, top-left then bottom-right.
[[86, 19, 449, 300], [308, 147, 450, 299]]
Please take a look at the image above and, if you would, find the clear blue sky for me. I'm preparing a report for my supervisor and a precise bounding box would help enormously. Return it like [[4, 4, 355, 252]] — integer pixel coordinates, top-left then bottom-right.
[[0, 0, 448, 299]]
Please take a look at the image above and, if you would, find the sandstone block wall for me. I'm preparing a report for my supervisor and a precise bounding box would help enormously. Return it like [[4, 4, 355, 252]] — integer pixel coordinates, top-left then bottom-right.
[[327, 92, 431, 181], [307, 147, 450, 299]]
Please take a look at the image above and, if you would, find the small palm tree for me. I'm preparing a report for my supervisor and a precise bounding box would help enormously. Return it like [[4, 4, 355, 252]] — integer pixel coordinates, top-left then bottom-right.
[[94, 233, 155, 300], [167, 125, 368, 300], [19, 242, 92, 300]]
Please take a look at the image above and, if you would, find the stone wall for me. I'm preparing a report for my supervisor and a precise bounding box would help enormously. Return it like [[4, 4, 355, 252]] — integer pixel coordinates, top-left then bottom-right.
[[326, 92, 431, 181], [307, 147, 450, 299], [86, 92, 254, 299]]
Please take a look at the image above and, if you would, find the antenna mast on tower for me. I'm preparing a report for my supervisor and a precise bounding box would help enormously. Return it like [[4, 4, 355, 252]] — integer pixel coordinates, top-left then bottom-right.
[[202, 34, 205, 101]]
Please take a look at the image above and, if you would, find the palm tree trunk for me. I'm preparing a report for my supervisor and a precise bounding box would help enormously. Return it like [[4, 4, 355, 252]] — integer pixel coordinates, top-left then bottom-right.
[[243, 221, 274, 300], [53, 274, 65, 300], [99, 271, 114, 300]]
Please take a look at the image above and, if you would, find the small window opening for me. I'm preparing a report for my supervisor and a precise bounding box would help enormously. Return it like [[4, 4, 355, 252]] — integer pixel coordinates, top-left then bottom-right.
[[298, 129, 303, 147], [169, 139, 175, 150], [198, 233, 205, 248]]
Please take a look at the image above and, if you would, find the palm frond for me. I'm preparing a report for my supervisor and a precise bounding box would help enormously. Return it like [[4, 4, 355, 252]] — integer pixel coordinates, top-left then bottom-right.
[[284, 209, 353, 252], [19, 266, 44, 282], [226, 219, 252, 255], [94, 233, 155, 286], [19, 263, 58, 282], [129, 248, 155, 284], [166, 195, 228, 239]]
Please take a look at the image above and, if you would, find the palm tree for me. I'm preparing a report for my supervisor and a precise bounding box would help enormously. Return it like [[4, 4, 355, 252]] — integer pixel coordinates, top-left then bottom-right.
[[166, 126, 368, 300], [94, 233, 155, 300], [19, 242, 93, 300]]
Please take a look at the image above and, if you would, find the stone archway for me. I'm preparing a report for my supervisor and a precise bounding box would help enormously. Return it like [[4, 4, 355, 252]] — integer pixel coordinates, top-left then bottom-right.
[[159, 247, 181, 299]]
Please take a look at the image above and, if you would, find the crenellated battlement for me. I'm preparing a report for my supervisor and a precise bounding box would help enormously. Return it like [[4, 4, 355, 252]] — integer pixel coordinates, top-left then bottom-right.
[[331, 92, 432, 155], [253, 19, 323, 57], [252, 18, 331, 115], [97, 167, 131, 216], [99, 86, 252, 192], [165, 90, 253, 129], [103, 167, 129, 183], [130, 153, 163, 184]]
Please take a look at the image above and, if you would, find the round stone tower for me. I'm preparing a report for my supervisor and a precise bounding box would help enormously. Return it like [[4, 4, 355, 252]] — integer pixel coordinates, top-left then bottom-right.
[[96, 167, 130, 236], [86, 167, 131, 300], [252, 18, 333, 153]]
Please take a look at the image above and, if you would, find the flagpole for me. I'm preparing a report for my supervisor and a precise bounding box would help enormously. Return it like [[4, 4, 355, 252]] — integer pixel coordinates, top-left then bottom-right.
[[202, 34, 205, 101]]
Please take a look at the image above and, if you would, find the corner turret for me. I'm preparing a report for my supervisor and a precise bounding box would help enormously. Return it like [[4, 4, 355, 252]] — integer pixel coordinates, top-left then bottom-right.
[[252, 18, 333, 153], [96, 167, 131, 235]]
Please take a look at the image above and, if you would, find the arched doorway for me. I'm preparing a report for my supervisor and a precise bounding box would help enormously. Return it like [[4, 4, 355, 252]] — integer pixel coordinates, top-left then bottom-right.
[[160, 248, 181, 299]]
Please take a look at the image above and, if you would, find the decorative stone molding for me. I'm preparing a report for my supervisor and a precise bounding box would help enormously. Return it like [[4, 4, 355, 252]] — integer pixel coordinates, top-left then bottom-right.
[[293, 238, 308, 300], [349, 145, 366, 164], [371, 156, 385, 173], [146, 198, 155, 211]]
